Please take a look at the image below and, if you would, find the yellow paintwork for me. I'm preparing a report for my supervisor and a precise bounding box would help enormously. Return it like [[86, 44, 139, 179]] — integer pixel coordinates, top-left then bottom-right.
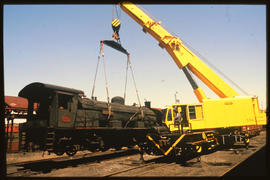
[[112, 19, 121, 27], [119, 2, 266, 131], [164, 134, 185, 155], [194, 87, 207, 103], [147, 135, 165, 154], [165, 96, 266, 131], [120, 2, 239, 100]]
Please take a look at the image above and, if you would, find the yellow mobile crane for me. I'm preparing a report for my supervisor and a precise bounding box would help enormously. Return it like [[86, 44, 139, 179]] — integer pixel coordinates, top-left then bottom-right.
[[118, 2, 266, 157]]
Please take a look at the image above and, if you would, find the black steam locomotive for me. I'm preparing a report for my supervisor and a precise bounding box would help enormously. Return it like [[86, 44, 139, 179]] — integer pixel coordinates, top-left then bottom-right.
[[19, 82, 164, 156]]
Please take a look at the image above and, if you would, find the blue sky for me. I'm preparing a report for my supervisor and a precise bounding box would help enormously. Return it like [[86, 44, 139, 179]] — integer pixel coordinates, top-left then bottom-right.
[[3, 4, 266, 109]]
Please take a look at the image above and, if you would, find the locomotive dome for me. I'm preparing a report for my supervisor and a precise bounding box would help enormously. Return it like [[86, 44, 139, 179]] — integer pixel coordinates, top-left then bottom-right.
[[111, 96, 125, 105]]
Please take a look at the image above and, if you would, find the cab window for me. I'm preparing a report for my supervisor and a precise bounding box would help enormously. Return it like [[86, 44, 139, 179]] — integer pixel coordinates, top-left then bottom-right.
[[58, 93, 73, 110], [189, 106, 196, 119], [167, 108, 172, 121], [188, 105, 203, 120]]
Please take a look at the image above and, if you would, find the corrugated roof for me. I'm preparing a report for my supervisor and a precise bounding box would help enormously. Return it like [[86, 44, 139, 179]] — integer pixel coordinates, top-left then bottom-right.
[[5, 96, 28, 109]]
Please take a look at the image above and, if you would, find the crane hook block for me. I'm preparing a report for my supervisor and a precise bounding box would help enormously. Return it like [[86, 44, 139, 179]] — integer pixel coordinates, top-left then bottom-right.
[[112, 18, 121, 40]]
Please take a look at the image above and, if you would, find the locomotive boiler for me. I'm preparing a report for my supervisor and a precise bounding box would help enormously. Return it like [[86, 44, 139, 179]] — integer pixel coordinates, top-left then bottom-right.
[[19, 82, 162, 156]]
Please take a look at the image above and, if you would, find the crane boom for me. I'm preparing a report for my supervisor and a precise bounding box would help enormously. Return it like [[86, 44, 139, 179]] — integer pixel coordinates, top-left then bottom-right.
[[119, 2, 239, 101]]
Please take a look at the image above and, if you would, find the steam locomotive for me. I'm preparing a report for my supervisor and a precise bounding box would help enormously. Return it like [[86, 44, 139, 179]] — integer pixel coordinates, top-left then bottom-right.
[[19, 82, 164, 156]]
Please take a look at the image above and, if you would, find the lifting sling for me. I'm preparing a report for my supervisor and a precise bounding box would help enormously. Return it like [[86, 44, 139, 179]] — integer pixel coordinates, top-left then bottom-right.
[[91, 41, 112, 119], [91, 40, 144, 120]]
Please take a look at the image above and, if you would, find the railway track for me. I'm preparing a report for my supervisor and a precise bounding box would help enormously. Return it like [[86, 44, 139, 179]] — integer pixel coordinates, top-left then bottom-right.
[[102, 156, 169, 177], [6, 130, 266, 177], [6, 148, 138, 176], [103, 157, 179, 177], [103, 145, 266, 177], [7, 147, 136, 166]]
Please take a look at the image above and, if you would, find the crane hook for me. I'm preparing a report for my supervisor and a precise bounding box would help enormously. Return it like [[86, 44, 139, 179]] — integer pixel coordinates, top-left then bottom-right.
[[112, 18, 121, 43]]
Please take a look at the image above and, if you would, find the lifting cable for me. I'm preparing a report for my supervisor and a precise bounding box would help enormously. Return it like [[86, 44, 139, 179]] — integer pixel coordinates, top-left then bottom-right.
[[91, 41, 112, 119], [91, 5, 143, 120], [112, 5, 121, 21], [123, 57, 129, 102], [101, 41, 112, 119], [181, 38, 249, 96], [91, 41, 144, 120], [145, 12, 249, 96], [126, 54, 144, 119], [91, 44, 102, 99]]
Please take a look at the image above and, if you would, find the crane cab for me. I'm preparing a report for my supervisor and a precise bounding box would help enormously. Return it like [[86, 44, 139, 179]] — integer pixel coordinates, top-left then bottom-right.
[[164, 104, 203, 132], [164, 96, 266, 134]]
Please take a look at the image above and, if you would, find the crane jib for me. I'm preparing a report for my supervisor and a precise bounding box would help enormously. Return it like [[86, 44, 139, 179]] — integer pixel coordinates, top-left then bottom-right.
[[102, 40, 129, 55]]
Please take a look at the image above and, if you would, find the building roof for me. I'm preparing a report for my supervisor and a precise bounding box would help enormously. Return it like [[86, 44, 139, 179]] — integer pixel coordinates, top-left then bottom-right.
[[5, 96, 38, 110], [5, 96, 28, 110]]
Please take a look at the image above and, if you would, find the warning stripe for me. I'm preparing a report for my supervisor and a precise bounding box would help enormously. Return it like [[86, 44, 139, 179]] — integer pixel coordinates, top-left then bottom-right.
[[112, 19, 120, 24], [164, 134, 185, 155], [112, 21, 120, 27], [112, 19, 120, 27], [147, 135, 165, 154]]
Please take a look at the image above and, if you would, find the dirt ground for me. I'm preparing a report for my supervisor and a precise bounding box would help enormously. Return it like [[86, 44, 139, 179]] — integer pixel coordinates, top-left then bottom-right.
[[7, 130, 266, 177]]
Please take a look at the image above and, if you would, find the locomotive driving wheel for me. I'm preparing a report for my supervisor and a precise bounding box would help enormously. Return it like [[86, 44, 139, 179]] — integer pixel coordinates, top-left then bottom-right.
[[54, 142, 65, 156], [55, 151, 65, 156], [66, 144, 77, 156]]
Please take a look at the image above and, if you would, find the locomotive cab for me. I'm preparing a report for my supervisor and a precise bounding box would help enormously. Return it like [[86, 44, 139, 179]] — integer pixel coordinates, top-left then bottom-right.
[[53, 92, 78, 128], [19, 82, 84, 129]]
